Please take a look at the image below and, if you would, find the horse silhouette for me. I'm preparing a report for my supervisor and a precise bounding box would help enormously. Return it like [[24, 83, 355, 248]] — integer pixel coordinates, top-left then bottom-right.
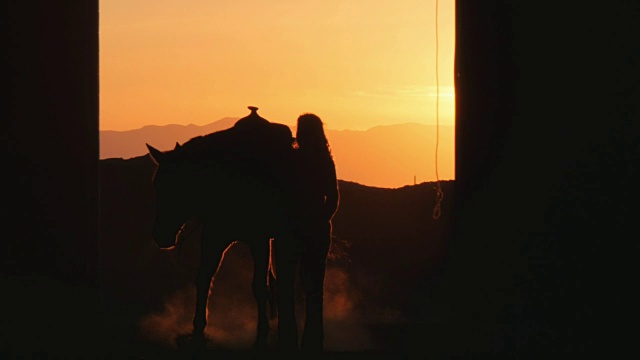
[[146, 107, 299, 350]]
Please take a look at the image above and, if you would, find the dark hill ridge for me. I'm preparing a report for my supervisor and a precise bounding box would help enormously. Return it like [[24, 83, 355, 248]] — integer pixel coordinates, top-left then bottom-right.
[[99, 155, 454, 351]]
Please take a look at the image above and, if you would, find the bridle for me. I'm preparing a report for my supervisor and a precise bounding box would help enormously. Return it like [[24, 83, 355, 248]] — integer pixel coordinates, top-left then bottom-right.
[[164, 218, 202, 277]]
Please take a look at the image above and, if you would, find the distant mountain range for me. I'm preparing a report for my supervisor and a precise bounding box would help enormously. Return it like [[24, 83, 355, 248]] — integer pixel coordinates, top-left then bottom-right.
[[100, 117, 239, 160], [100, 118, 455, 188]]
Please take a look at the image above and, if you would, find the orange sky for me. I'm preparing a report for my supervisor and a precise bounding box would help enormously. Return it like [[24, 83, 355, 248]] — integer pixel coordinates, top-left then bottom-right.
[[99, 0, 455, 132]]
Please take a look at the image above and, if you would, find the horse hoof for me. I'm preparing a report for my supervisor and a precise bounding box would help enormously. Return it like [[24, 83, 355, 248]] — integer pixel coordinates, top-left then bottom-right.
[[192, 332, 206, 345], [176, 332, 207, 351], [252, 344, 268, 352], [252, 338, 269, 352]]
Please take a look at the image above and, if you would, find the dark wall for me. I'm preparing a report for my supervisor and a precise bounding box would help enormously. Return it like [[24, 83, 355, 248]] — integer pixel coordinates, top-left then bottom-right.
[[5, 2, 99, 281], [4, 2, 100, 355], [446, 0, 638, 356]]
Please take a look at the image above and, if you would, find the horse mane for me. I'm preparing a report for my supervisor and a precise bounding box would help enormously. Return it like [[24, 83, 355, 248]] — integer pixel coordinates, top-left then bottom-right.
[[173, 127, 239, 162]]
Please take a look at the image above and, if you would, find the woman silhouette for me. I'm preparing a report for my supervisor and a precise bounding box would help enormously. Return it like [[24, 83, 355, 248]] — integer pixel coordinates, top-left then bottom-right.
[[292, 113, 340, 352]]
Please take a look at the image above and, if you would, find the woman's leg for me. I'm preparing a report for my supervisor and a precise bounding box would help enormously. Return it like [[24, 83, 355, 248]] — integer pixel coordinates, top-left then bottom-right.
[[300, 221, 331, 352]]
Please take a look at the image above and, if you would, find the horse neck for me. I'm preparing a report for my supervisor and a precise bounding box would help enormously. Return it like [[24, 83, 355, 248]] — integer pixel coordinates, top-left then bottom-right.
[[177, 159, 224, 207]]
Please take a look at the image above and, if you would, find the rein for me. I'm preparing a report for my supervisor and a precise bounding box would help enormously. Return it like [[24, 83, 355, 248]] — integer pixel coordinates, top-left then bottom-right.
[[177, 220, 201, 243], [167, 220, 202, 276]]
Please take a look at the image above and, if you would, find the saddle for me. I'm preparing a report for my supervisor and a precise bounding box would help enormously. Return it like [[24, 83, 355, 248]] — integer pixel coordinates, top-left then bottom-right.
[[231, 106, 295, 190]]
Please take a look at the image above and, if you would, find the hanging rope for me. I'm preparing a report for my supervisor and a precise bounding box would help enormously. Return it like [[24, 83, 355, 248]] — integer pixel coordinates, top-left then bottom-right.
[[433, 0, 444, 220]]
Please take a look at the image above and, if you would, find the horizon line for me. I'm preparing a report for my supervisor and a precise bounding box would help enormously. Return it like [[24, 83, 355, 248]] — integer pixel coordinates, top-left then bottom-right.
[[100, 118, 455, 133]]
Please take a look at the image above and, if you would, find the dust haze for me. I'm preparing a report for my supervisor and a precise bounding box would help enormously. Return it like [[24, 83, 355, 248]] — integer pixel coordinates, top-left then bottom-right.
[[136, 246, 401, 351]]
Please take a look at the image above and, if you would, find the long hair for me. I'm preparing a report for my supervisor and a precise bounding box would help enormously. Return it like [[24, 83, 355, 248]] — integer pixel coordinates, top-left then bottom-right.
[[295, 113, 332, 158]]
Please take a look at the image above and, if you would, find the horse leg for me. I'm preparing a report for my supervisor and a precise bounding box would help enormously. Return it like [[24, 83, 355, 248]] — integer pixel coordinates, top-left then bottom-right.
[[249, 239, 271, 349], [273, 235, 299, 351], [300, 232, 330, 352], [267, 239, 278, 320], [192, 231, 229, 342]]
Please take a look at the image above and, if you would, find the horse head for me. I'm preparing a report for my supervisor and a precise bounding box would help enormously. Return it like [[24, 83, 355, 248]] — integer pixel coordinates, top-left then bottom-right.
[[147, 143, 192, 249]]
